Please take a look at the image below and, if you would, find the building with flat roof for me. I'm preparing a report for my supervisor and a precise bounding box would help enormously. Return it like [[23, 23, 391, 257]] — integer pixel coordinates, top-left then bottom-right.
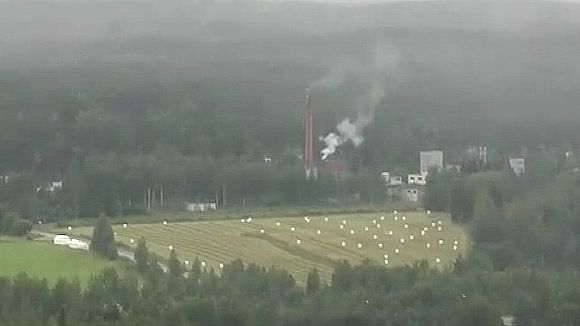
[[420, 150, 444, 175]]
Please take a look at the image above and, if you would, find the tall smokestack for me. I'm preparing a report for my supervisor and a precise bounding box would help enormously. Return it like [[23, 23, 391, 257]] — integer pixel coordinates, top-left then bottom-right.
[[304, 88, 316, 179]]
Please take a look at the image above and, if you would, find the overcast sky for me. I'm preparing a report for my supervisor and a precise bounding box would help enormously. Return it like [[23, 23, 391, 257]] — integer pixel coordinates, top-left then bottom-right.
[[260, 0, 431, 2], [260, 0, 580, 2]]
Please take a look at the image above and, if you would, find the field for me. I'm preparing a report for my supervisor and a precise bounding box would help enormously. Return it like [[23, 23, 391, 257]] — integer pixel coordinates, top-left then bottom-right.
[[66, 211, 468, 283], [0, 237, 117, 285]]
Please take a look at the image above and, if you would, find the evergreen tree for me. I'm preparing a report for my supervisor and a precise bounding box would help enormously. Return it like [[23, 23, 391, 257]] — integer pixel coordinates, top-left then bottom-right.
[[450, 179, 475, 223], [57, 307, 66, 326], [472, 192, 504, 243], [89, 216, 118, 260], [134, 237, 149, 274], [424, 169, 453, 212], [168, 249, 183, 279], [331, 260, 353, 291], [190, 256, 202, 284], [0, 207, 5, 233], [450, 296, 503, 326], [306, 269, 320, 296], [143, 255, 164, 294], [167, 249, 186, 296]]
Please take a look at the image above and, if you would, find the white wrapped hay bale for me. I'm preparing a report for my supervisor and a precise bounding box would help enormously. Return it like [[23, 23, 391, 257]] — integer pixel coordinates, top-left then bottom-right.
[[52, 235, 71, 246]]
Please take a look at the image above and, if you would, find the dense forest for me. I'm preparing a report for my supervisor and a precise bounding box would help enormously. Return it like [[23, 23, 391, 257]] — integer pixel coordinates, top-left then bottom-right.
[[4, 241, 580, 326], [2, 1, 580, 219]]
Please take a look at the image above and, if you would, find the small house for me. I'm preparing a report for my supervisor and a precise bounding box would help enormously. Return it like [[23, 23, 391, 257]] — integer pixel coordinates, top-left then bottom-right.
[[48, 181, 63, 192], [389, 175, 403, 186], [407, 173, 426, 186], [37, 180, 64, 193], [380, 171, 390, 183], [186, 202, 217, 212]]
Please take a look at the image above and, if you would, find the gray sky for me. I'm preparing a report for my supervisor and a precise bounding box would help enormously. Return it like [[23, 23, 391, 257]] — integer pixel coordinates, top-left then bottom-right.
[[260, 0, 579, 3], [260, 0, 433, 2]]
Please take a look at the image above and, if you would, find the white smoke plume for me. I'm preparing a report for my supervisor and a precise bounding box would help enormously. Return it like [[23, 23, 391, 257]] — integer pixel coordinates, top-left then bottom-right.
[[320, 132, 341, 161], [337, 119, 363, 146], [309, 65, 351, 91], [318, 44, 398, 160]]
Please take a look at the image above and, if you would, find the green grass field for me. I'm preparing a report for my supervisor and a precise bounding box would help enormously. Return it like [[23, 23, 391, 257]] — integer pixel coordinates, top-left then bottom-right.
[[64, 211, 468, 283], [0, 238, 117, 285]]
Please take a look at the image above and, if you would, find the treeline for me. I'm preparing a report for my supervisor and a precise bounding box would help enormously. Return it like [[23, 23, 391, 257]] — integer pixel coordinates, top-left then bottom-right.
[[425, 155, 580, 270], [0, 206, 32, 236], [0, 76, 388, 218], [0, 149, 385, 219], [4, 0, 580, 220], [3, 245, 580, 326], [2, 67, 580, 220]]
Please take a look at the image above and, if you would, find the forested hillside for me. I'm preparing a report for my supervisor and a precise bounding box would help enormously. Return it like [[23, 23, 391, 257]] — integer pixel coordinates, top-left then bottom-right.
[[2, 0, 580, 218]]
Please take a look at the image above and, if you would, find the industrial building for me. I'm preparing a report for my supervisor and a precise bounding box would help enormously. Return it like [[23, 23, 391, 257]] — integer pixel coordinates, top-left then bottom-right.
[[420, 150, 444, 175]]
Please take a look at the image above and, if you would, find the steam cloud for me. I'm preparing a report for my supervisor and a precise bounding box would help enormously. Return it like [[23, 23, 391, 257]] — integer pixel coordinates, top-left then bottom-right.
[[316, 44, 398, 160], [309, 65, 350, 91]]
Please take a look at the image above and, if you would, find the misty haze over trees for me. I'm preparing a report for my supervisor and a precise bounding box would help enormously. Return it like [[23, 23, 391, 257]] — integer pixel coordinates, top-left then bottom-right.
[[3, 0, 580, 218]]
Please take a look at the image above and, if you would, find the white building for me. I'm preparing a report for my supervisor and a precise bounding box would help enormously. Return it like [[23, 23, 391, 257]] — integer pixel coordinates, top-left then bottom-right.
[[466, 145, 488, 164], [37, 180, 63, 193], [381, 171, 405, 186], [407, 174, 426, 186], [380, 171, 390, 183], [389, 175, 404, 186], [47, 181, 63, 192], [186, 202, 217, 212], [420, 150, 444, 175], [509, 158, 525, 176], [52, 235, 71, 246]]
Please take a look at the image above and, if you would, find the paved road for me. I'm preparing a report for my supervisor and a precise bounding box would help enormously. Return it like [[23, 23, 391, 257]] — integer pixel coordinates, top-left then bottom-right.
[[34, 230, 168, 273]]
